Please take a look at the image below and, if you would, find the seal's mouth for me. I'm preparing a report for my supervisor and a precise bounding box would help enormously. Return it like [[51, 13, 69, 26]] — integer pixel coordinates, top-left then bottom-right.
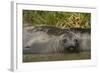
[[64, 46, 80, 53], [67, 46, 75, 53]]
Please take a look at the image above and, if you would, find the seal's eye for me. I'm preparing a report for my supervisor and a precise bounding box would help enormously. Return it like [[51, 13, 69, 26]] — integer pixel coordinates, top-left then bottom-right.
[[74, 39, 78, 43], [63, 39, 67, 43], [25, 46, 30, 48]]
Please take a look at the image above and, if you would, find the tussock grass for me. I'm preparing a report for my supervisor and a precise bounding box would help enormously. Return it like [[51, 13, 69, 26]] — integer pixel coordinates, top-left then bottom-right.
[[23, 10, 91, 29]]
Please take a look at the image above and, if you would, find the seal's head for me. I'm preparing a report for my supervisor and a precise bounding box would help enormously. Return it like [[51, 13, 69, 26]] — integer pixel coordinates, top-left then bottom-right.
[[60, 32, 80, 53]]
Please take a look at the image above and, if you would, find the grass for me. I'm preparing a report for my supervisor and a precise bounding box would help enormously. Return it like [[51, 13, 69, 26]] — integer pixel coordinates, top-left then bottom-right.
[[23, 52, 91, 62], [23, 10, 91, 28]]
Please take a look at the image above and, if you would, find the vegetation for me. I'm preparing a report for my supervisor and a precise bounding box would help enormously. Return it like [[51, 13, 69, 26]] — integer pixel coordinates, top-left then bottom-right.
[[23, 10, 91, 28]]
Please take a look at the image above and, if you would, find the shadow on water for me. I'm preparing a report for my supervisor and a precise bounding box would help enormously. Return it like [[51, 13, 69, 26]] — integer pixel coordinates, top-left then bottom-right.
[[23, 51, 91, 62]]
